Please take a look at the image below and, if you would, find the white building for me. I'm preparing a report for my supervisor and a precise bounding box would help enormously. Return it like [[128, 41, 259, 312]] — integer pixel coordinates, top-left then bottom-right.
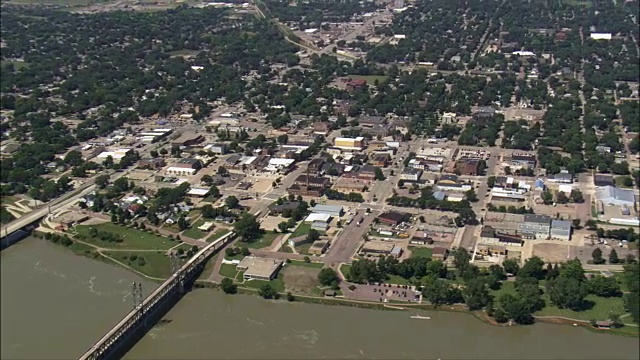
[[590, 33, 612, 40]]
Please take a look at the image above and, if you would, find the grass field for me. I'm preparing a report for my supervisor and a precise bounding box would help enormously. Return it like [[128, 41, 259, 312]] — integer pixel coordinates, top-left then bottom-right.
[[535, 294, 627, 321], [242, 232, 280, 249], [282, 266, 321, 295], [408, 246, 432, 258], [205, 228, 231, 243], [386, 274, 411, 285], [219, 263, 242, 280], [74, 223, 175, 250], [295, 242, 313, 255], [242, 272, 285, 293], [491, 280, 629, 322], [181, 219, 208, 240], [291, 222, 312, 238], [340, 264, 352, 279], [348, 74, 389, 85], [614, 176, 634, 188], [106, 251, 172, 279], [289, 260, 324, 269]]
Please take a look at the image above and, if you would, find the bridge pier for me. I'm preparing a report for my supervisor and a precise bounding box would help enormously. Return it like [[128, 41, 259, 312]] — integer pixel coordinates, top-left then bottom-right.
[[78, 232, 236, 360]]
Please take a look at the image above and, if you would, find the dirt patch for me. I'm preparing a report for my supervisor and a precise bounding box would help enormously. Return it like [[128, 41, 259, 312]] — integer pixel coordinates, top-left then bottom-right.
[[260, 215, 287, 231], [532, 243, 571, 263], [282, 266, 321, 295]]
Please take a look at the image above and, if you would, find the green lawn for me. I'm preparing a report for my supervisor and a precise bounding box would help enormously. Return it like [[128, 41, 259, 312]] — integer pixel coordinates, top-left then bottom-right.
[[289, 260, 324, 269], [182, 219, 208, 239], [535, 295, 627, 321], [74, 223, 175, 250], [492, 280, 628, 322], [386, 275, 411, 285], [340, 264, 352, 279], [241, 272, 285, 293], [295, 242, 313, 255], [106, 251, 172, 279], [219, 263, 241, 279], [615, 176, 634, 188], [224, 253, 245, 261], [242, 232, 280, 249], [206, 228, 231, 243], [489, 280, 516, 299], [291, 222, 312, 238], [408, 246, 432, 258], [68, 241, 96, 256], [348, 74, 389, 85]]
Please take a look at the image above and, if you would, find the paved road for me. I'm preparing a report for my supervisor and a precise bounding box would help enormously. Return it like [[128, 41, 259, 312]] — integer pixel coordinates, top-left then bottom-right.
[[324, 209, 380, 267]]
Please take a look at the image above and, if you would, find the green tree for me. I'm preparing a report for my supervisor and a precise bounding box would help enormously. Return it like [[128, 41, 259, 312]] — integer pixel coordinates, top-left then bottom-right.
[[209, 185, 221, 198], [259, 283, 278, 299], [541, 190, 553, 205], [464, 278, 491, 310], [609, 249, 619, 264], [374, 167, 385, 180], [502, 258, 520, 275], [225, 196, 239, 209], [588, 275, 621, 297], [318, 268, 340, 287], [422, 278, 451, 306], [518, 256, 545, 280], [498, 293, 533, 324], [306, 229, 320, 242], [177, 216, 188, 231], [95, 174, 110, 189], [592, 248, 605, 264], [233, 213, 262, 243], [546, 276, 588, 310], [221, 277, 237, 294]]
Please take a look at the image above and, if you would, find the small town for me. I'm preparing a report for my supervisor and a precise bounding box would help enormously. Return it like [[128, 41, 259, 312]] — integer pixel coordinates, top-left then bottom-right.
[[0, 0, 639, 359]]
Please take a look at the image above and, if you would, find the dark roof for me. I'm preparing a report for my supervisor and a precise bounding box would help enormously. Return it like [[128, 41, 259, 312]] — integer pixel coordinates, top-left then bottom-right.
[[359, 164, 377, 174], [480, 226, 496, 238], [496, 233, 524, 245], [594, 174, 614, 187], [524, 214, 552, 224], [378, 211, 409, 223], [511, 154, 537, 162], [271, 202, 300, 213], [178, 158, 200, 165]]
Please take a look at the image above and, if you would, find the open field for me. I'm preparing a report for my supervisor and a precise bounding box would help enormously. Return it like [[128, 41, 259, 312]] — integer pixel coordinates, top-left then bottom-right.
[[74, 223, 175, 250], [535, 295, 627, 321], [282, 265, 321, 295], [219, 263, 243, 280], [105, 251, 172, 279], [241, 272, 286, 293], [205, 228, 232, 243], [243, 232, 280, 249], [408, 246, 433, 258], [289, 260, 324, 269], [181, 219, 208, 239], [291, 222, 312, 238]]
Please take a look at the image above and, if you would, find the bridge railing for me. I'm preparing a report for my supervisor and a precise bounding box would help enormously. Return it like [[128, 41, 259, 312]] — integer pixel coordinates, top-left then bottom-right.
[[78, 231, 235, 360]]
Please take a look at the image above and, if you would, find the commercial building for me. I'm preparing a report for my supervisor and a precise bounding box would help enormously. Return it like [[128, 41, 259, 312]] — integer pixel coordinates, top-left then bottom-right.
[[198, 222, 215, 231], [311, 220, 329, 232], [305, 213, 333, 223], [436, 175, 472, 192], [293, 175, 331, 188], [187, 188, 210, 197], [548, 171, 573, 184], [174, 158, 202, 170], [377, 211, 410, 226], [360, 241, 402, 258], [333, 177, 368, 193], [455, 158, 481, 176], [477, 244, 507, 257], [311, 204, 344, 217], [138, 158, 166, 169], [431, 247, 449, 260], [401, 167, 422, 181], [508, 154, 537, 168], [96, 148, 132, 161], [595, 186, 636, 207], [518, 214, 551, 240], [334, 137, 364, 150], [171, 132, 205, 147], [550, 219, 572, 241], [204, 143, 228, 154], [236, 257, 283, 281]]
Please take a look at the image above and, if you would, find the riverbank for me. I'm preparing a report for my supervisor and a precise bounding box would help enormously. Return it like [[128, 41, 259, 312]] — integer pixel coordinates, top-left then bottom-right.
[[33, 231, 639, 337]]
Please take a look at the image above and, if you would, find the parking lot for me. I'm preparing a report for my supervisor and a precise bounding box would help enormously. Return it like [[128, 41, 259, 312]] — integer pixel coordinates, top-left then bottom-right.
[[341, 283, 421, 303]]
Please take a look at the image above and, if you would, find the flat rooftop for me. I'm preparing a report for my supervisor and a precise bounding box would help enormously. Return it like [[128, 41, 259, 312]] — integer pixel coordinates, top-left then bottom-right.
[[237, 256, 283, 278]]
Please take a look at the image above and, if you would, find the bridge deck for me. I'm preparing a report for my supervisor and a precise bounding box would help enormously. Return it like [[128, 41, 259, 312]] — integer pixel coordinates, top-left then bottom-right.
[[78, 231, 235, 360]]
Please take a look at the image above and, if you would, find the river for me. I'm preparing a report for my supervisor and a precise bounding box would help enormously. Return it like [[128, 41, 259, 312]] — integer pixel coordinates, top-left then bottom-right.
[[2, 237, 639, 359]]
